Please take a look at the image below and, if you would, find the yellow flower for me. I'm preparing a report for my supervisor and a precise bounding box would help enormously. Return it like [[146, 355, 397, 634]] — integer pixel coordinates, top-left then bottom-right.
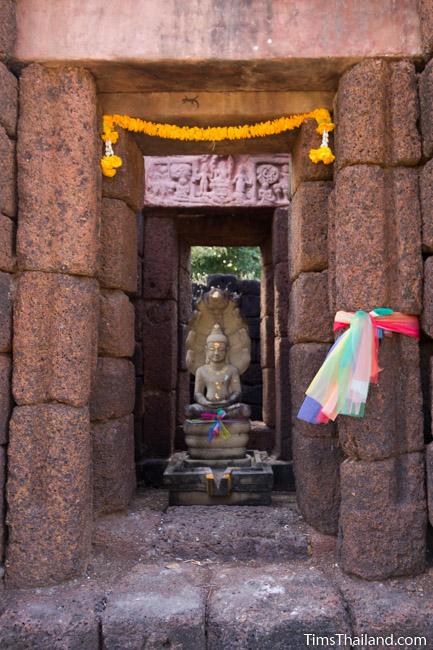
[[316, 122, 335, 135], [309, 146, 335, 165]]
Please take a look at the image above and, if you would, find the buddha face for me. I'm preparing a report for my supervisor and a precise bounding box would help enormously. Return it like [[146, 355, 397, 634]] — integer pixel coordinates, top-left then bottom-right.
[[207, 341, 227, 363]]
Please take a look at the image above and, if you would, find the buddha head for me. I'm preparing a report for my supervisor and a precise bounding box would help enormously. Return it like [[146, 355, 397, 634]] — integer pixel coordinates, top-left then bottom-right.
[[206, 324, 228, 364]]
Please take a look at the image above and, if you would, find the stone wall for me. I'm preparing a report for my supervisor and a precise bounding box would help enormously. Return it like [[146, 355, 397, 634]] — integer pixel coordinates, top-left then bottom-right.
[[0, 0, 16, 577], [90, 130, 143, 515]]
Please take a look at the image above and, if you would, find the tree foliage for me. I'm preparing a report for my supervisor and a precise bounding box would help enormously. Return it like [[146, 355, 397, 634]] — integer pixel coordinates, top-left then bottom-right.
[[191, 246, 261, 283]]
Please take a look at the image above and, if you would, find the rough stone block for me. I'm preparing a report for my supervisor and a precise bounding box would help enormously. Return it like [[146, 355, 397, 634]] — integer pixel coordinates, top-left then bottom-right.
[[420, 58, 433, 159], [0, 63, 17, 137], [0, 445, 4, 560], [337, 59, 420, 167], [427, 441, 433, 527], [274, 261, 290, 337], [99, 290, 135, 358], [338, 452, 427, 580], [133, 341, 143, 376], [134, 298, 144, 341], [13, 272, 98, 407], [142, 389, 176, 457], [339, 336, 423, 461], [260, 264, 274, 317], [92, 414, 136, 515], [179, 264, 192, 324], [102, 564, 205, 649], [290, 343, 335, 437], [262, 367, 275, 427], [0, 353, 11, 444], [418, 0, 433, 56], [423, 258, 433, 339], [271, 206, 289, 264], [289, 181, 332, 280], [178, 321, 188, 371], [99, 198, 137, 293], [0, 270, 12, 352], [17, 65, 98, 274], [6, 404, 92, 587], [293, 429, 342, 535], [275, 337, 291, 459], [102, 129, 144, 212], [288, 271, 333, 343], [420, 159, 433, 252], [291, 120, 333, 195], [176, 370, 191, 425], [327, 189, 336, 314], [136, 210, 144, 256], [260, 315, 274, 369], [0, 0, 15, 61], [90, 357, 135, 421], [207, 564, 349, 650], [0, 126, 15, 218], [142, 216, 178, 300], [0, 213, 14, 272], [143, 300, 177, 391], [335, 165, 422, 313]]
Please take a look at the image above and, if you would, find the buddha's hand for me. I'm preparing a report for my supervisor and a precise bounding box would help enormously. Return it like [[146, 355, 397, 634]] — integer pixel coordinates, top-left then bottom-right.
[[196, 394, 211, 407], [226, 391, 241, 405]]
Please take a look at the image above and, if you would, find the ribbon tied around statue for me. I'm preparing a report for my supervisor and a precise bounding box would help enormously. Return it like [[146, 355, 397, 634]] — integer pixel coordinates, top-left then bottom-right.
[[297, 308, 419, 424], [201, 409, 231, 442]]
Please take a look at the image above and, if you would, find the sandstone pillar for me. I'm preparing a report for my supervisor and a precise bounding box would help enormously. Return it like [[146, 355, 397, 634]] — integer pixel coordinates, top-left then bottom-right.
[[7, 64, 98, 587], [91, 130, 143, 514], [335, 59, 425, 578], [0, 0, 16, 571], [289, 126, 337, 531]]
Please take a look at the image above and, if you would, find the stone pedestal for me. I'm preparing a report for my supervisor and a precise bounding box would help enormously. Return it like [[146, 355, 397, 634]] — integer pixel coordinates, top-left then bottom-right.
[[184, 418, 250, 460]]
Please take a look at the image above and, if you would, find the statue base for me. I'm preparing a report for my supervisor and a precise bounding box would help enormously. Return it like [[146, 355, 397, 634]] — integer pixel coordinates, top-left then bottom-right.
[[183, 418, 250, 460], [163, 450, 274, 506]]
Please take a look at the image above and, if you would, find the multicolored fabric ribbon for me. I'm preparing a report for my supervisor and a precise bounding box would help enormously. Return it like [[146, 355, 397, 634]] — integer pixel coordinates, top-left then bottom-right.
[[201, 409, 231, 442], [297, 309, 419, 424]]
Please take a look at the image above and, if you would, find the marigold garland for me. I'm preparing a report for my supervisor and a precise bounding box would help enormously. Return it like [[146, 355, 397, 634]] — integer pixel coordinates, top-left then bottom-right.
[[100, 108, 335, 177]]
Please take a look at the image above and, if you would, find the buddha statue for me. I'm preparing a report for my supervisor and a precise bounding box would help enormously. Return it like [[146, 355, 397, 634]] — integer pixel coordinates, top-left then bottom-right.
[[186, 324, 251, 419], [184, 287, 252, 461]]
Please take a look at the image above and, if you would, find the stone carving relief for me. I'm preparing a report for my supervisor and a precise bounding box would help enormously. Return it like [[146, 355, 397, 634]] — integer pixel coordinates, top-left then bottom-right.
[[144, 154, 290, 207]]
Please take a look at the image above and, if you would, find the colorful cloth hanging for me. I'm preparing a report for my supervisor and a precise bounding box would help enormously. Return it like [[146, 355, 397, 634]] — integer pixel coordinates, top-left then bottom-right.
[[297, 309, 419, 425], [201, 409, 231, 442]]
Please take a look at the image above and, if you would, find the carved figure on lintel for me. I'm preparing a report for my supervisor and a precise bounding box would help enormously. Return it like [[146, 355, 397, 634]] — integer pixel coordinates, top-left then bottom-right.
[[257, 163, 279, 203]]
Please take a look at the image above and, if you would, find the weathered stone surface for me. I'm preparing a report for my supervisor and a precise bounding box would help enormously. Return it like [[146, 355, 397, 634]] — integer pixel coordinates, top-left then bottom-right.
[[274, 336, 290, 458], [6, 404, 92, 587], [289, 181, 332, 280], [179, 263, 193, 323], [293, 429, 342, 536], [291, 120, 333, 194], [419, 58, 433, 159], [335, 165, 422, 313], [176, 369, 190, 424], [13, 272, 98, 407], [419, 0, 433, 54], [0, 353, 11, 444], [90, 357, 135, 421], [0, 63, 17, 137], [102, 129, 144, 212], [338, 452, 427, 580], [423, 257, 433, 338], [262, 368, 275, 427], [337, 59, 420, 167], [99, 290, 135, 358], [0, 445, 4, 560], [0, 0, 15, 61], [0, 126, 15, 217], [271, 206, 289, 264], [339, 336, 423, 461], [327, 189, 336, 314], [102, 564, 206, 649], [142, 216, 178, 300], [427, 442, 433, 527], [420, 159, 433, 252], [99, 198, 137, 293], [290, 343, 335, 437], [207, 564, 349, 650], [133, 341, 143, 376], [0, 270, 12, 352], [0, 213, 14, 272], [143, 300, 177, 390], [338, 576, 433, 650], [273, 261, 290, 337], [0, 589, 100, 649], [17, 65, 98, 275], [288, 271, 333, 343], [92, 414, 136, 515], [142, 389, 175, 457], [260, 263, 273, 318]]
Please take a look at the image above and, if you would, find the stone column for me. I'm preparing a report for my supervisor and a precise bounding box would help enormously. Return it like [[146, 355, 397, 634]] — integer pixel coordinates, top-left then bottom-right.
[[90, 130, 143, 515], [0, 0, 16, 572], [335, 59, 425, 579], [176, 238, 192, 450], [289, 124, 338, 533], [141, 213, 178, 457], [260, 237, 275, 431], [7, 65, 99, 587]]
